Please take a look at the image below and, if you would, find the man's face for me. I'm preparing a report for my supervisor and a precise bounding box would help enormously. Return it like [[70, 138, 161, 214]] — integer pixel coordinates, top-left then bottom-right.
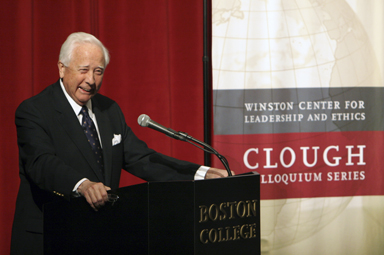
[[58, 43, 105, 106]]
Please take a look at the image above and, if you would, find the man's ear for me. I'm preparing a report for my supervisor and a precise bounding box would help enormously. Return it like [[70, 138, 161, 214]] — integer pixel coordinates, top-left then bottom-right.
[[58, 61, 65, 78]]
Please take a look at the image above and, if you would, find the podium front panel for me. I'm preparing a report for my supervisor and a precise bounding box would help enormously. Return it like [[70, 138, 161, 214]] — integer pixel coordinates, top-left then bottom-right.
[[44, 173, 260, 254], [194, 173, 260, 254]]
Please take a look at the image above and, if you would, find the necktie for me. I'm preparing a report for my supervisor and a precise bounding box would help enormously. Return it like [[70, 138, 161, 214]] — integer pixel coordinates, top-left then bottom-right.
[[81, 106, 104, 174]]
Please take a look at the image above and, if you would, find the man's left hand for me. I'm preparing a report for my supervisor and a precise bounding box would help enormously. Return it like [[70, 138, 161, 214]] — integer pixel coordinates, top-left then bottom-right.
[[205, 168, 235, 179]]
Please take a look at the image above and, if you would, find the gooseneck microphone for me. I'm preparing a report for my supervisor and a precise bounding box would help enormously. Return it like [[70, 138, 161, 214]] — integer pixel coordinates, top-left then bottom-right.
[[137, 114, 186, 141], [137, 114, 232, 176]]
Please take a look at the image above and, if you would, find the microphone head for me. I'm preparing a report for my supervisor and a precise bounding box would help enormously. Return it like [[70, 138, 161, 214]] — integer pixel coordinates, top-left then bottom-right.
[[138, 114, 151, 127]]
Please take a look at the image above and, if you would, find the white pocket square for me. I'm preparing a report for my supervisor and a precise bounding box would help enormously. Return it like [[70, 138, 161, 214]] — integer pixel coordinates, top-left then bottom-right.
[[112, 134, 121, 146]]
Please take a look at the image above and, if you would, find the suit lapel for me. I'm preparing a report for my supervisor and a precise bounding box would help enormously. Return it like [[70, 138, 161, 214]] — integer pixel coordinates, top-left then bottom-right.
[[52, 82, 105, 182]]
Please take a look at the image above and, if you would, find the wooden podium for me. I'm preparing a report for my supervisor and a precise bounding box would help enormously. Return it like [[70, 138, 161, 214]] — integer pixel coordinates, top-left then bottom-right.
[[44, 172, 260, 255]]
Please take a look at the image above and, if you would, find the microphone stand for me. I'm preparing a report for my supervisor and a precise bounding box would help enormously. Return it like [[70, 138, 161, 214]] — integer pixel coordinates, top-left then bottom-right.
[[137, 114, 232, 176], [177, 132, 232, 177]]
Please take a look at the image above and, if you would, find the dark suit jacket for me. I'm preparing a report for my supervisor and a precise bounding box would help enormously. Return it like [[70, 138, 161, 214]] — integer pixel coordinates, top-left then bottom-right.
[[11, 80, 199, 254]]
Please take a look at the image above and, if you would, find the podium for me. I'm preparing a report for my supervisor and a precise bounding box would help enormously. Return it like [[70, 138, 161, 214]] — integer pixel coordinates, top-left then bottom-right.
[[44, 172, 260, 255]]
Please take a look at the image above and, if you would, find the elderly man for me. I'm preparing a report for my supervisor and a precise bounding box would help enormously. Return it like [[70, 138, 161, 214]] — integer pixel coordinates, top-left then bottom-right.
[[11, 32, 230, 254]]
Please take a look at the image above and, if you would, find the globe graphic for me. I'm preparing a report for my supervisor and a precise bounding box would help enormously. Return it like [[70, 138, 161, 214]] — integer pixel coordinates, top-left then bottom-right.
[[212, 0, 382, 252]]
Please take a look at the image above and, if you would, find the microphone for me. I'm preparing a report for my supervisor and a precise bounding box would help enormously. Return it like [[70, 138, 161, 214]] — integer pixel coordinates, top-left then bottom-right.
[[137, 114, 186, 141], [137, 114, 232, 176]]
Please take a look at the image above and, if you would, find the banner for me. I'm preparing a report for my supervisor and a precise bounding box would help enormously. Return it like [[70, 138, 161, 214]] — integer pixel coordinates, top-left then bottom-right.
[[212, 0, 384, 253]]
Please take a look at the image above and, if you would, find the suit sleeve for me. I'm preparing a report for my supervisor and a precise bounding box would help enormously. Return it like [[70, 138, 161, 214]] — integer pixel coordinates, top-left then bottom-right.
[[15, 100, 86, 200], [112, 106, 200, 181]]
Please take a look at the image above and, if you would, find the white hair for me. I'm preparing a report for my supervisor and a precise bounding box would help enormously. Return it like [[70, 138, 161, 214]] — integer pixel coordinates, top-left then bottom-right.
[[59, 32, 110, 67]]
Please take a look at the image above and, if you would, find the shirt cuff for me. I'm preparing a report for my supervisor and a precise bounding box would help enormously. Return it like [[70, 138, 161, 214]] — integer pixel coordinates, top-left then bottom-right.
[[72, 178, 89, 197], [194, 166, 210, 180]]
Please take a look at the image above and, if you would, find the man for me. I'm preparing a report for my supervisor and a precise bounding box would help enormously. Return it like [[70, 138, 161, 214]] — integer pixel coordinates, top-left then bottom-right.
[[11, 32, 231, 254]]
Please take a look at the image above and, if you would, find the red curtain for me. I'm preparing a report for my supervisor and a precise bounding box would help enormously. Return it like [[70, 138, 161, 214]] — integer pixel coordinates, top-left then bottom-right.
[[0, 1, 205, 253]]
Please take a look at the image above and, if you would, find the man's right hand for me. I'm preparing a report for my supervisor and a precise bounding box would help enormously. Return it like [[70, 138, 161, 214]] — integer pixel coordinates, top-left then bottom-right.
[[77, 180, 111, 211]]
